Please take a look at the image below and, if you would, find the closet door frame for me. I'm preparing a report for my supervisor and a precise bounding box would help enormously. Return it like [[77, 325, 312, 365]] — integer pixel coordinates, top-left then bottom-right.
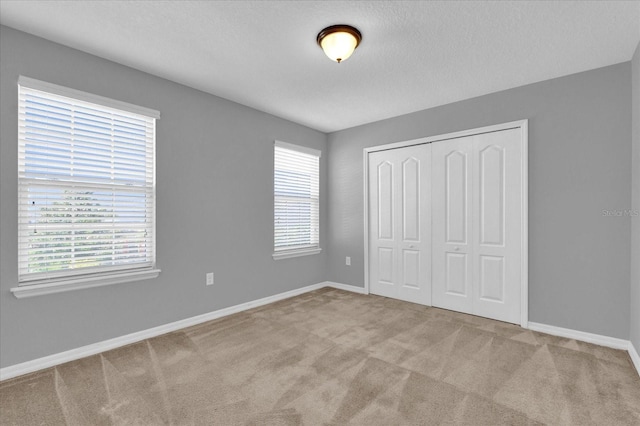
[[363, 119, 529, 327]]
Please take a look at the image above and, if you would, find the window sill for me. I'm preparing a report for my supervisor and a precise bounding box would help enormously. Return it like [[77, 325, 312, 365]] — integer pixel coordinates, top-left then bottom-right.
[[10, 268, 161, 299], [272, 247, 322, 260]]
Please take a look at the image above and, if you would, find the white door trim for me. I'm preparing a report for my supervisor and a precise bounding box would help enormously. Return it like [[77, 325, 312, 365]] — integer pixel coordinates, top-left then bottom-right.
[[363, 119, 529, 327]]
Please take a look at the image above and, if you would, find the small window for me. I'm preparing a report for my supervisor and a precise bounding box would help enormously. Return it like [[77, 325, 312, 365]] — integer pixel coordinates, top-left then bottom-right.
[[273, 141, 321, 260], [14, 77, 160, 297]]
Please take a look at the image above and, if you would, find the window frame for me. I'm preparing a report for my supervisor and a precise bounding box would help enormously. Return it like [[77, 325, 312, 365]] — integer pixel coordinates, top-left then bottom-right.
[[11, 76, 160, 298], [273, 140, 321, 260]]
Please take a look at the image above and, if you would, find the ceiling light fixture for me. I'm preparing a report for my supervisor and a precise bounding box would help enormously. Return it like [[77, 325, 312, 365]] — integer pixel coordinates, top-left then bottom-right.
[[316, 25, 362, 63]]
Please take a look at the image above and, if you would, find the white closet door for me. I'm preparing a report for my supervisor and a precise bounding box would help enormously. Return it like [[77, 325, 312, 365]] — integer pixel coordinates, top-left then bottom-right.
[[368, 144, 432, 305], [432, 128, 522, 324], [432, 137, 474, 314], [472, 129, 522, 323]]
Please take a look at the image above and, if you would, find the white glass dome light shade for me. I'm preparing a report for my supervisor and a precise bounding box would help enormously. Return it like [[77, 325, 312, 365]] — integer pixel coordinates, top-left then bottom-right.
[[317, 25, 362, 63], [319, 31, 357, 62]]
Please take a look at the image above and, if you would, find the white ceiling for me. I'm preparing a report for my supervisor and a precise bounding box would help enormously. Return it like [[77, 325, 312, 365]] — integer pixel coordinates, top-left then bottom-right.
[[1, 1, 639, 133]]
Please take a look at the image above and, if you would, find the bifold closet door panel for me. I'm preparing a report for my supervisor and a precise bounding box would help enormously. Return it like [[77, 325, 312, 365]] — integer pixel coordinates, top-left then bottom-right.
[[368, 144, 432, 305], [432, 136, 474, 315], [432, 129, 522, 323], [471, 129, 522, 324]]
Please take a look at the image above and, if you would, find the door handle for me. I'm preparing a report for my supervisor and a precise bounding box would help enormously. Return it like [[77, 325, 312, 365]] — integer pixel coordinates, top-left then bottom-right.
[[409, 245, 416, 249], [454, 247, 460, 251]]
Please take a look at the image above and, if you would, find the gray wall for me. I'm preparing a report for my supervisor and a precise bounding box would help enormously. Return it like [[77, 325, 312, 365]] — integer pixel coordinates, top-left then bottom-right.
[[0, 26, 328, 368], [1, 24, 636, 369], [631, 41, 640, 355], [327, 63, 632, 339]]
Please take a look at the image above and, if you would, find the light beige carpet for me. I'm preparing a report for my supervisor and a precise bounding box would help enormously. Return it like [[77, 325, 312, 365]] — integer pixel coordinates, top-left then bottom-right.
[[1, 288, 639, 425]]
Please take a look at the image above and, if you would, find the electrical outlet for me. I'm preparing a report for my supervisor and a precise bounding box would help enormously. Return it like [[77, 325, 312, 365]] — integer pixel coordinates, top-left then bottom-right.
[[346, 256, 351, 266], [206, 272, 214, 286]]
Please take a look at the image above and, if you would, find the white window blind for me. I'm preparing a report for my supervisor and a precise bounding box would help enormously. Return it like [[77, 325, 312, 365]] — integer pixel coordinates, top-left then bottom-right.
[[18, 77, 158, 285], [274, 141, 320, 255]]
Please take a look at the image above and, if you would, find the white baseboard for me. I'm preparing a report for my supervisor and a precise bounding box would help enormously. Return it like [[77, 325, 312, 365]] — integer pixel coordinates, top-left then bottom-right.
[[527, 322, 639, 377], [629, 341, 640, 378], [527, 322, 629, 350], [0, 282, 325, 381], [5, 284, 636, 381], [324, 281, 368, 294]]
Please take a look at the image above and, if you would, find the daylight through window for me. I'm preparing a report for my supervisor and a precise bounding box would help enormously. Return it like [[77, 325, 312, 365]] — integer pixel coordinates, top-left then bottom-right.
[[17, 77, 159, 285], [274, 141, 320, 258]]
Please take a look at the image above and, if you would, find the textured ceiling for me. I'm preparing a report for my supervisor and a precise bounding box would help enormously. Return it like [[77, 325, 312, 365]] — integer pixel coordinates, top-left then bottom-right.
[[1, 1, 639, 133]]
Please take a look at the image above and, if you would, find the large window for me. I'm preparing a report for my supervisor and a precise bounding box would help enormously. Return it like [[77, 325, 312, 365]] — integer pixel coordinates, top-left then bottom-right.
[[273, 141, 321, 260], [14, 77, 160, 297]]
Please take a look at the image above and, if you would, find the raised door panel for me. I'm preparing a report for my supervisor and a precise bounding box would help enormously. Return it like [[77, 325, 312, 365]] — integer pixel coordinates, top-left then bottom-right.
[[402, 249, 420, 289], [378, 161, 394, 240], [479, 146, 505, 247], [446, 151, 468, 244], [479, 255, 505, 302], [378, 247, 394, 285], [445, 253, 468, 296], [402, 158, 420, 242]]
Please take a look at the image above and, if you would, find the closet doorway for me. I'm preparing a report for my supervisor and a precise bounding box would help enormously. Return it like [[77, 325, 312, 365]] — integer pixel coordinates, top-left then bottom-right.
[[364, 120, 528, 326]]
